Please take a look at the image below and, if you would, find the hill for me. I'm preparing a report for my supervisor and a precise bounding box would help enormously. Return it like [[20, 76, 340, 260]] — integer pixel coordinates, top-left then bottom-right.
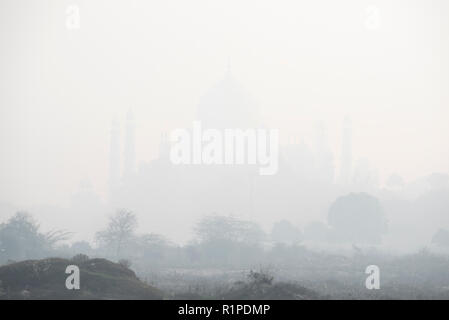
[[0, 257, 163, 299]]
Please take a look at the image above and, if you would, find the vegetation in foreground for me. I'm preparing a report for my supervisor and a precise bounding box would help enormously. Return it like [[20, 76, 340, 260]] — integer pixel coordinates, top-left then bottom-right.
[[1, 200, 449, 300], [0, 257, 163, 300]]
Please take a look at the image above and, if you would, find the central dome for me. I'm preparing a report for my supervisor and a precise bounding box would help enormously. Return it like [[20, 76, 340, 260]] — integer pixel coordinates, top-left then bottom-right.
[[197, 72, 261, 129]]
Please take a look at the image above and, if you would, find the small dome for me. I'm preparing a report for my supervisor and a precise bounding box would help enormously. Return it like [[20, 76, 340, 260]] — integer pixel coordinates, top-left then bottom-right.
[[197, 72, 261, 129]]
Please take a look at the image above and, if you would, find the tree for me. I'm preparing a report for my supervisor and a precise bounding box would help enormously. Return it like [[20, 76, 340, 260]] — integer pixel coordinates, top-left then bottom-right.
[[386, 174, 405, 189], [70, 241, 93, 255], [327, 193, 387, 244], [303, 221, 329, 242], [118, 258, 132, 269], [194, 215, 265, 245], [134, 233, 172, 262], [271, 220, 303, 244], [193, 215, 265, 265], [72, 253, 89, 263], [96, 209, 137, 258], [432, 229, 449, 248], [427, 173, 449, 190], [0, 212, 70, 263]]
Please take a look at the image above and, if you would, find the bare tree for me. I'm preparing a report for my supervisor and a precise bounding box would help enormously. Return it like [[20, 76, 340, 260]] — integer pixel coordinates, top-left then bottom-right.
[[0, 212, 70, 262], [96, 209, 137, 258], [194, 214, 265, 245]]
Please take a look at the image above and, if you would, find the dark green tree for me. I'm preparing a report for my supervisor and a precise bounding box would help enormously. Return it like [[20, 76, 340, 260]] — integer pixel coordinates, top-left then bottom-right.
[[328, 193, 387, 244]]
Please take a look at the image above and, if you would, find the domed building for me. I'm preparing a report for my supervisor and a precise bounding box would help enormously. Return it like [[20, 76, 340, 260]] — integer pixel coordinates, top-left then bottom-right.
[[108, 70, 337, 243], [197, 70, 261, 129]]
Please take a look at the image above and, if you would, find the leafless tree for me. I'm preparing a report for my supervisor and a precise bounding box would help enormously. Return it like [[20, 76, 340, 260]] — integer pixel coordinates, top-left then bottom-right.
[[96, 209, 137, 258]]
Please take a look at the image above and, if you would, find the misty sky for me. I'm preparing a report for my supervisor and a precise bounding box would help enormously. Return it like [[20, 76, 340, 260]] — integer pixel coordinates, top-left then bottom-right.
[[1, 0, 448, 207]]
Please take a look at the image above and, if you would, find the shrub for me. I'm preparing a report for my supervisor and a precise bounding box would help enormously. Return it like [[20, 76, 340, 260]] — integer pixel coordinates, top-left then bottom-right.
[[72, 253, 89, 263], [118, 259, 132, 269]]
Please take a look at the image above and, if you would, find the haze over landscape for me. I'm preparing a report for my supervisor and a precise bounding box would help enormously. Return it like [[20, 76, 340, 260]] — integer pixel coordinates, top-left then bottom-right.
[[0, 0, 449, 301]]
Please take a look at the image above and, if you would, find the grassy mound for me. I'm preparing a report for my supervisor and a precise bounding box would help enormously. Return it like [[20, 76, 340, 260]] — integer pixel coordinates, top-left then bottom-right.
[[0, 257, 163, 300], [223, 280, 322, 300]]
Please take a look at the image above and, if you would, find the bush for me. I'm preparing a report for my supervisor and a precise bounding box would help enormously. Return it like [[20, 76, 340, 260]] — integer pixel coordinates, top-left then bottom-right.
[[432, 229, 449, 247], [248, 270, 274, 286], [72, 253, 89, 263], [118, 259, 132, 269]]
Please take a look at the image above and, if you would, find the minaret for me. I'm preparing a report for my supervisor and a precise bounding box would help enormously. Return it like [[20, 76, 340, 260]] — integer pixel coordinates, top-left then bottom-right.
[[123, 109, 136, 178], [339, 116, 352, 185], [315, 122, 334, 184], [158, 132, 169, 160], [109, 117, 120, 195]]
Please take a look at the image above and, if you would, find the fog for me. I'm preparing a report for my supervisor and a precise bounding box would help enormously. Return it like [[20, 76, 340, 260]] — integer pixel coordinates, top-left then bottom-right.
[[1, 1, 449, 299]]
